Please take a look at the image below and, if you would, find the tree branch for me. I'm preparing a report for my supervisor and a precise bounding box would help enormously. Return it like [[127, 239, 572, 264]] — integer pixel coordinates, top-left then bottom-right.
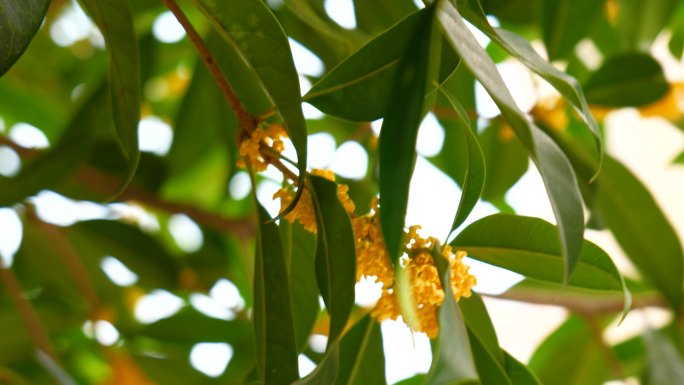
[[161, 0, 257, 134], [0, 262, 59, 363]]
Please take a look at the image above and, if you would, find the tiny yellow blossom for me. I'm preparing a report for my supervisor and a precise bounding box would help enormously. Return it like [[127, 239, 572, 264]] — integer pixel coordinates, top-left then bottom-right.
[[236, 123, 287, 171], [531, 97, 568, 132]]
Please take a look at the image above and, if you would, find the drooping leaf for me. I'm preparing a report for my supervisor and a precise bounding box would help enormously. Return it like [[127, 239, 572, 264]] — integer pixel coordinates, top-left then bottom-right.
[[539, 0, 605, 60], [438, 0, 585, 281], [503, 352, 543, 385], [468, 328, 512, 385], [309, 176, 356, 345], [280, 220, 319, 352], [0, 0, 50, 77], [439, 87, 486, 233], [643, 328, 684, 384], [459, 294, 502, 364], [253, 204, 299, 385], [453, 214, 631, 307], [195, 0, 308, 182], [0, 86, 104, 207], [424, 273, 479, 385], [294, 345, 340, 385], [583, 53, 669, 107], [379, 5, 436, 265], [596, 157, 683, 310], [80, 0, 141, 182], [529, 315, 611, 385], [305, 7, 456, 122], [457, 0, 603, 175]]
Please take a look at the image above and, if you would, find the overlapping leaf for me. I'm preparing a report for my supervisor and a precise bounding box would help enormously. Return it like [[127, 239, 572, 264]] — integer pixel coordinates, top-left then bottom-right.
[[539, 0, 605, 60], [438, 0, 585, 281], [0, 0, 50, 76]]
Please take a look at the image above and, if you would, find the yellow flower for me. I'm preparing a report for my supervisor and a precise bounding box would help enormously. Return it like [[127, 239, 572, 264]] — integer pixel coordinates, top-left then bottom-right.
[[442, 246, 476, 301], [371, 288, 401, 322], [531, 97, 568, 132], [353, 213, 393, 287], [236, 123, 287, 171]]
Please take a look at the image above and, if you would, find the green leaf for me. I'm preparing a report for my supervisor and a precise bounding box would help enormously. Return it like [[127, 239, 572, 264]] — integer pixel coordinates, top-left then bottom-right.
[[503, 352, 543, 385], [529, 315, 611, 385], [478, 121, 528, 207], [673, 150, 684, 164], [295, 315, 386, 385], [353, 0, 418, 36], [596, 157, 683, 309], [378, 5, 435, 265], [309, 176, 357, 345], [80, 0, 141, 180], [453, 214, 631, 304], [459, 294, 503, 364], [305, 8, 455, 122], [439, 87, 486, 233], [253, 204, 299, 385], [438, 1, 585, 281], [539, 0, 605, 60], [456, 0, 603, 179], [616, 0, 678, 51], [583, 53, 669, 107], [643, 328, 684, 384], [468, 328, 512, 385], [280, 220, 319, 352], [0, 86, 104, 207], [140, 307, 252, 345], [425, 273, 479, 385], [0, 0, 50, 77], [195, 0, 308, 182], [336, 314, 386, 385]]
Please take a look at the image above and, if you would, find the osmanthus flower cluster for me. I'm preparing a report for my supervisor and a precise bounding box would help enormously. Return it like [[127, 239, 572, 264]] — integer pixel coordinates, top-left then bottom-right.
[[236, 126, 476, 338]]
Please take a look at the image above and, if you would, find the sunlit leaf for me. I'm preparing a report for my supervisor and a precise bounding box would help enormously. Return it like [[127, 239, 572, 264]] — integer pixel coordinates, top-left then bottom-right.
[[0, 0, 50, 77], [459, 294, 502, 364], [596, 157, 683, 309], [504, 352, 543, 385], [309, 176, 356, 345]]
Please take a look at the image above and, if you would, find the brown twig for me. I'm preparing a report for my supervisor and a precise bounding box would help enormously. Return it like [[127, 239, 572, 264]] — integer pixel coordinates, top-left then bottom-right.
[[161, 0, 257, 134], [0, 262, 59, 363]]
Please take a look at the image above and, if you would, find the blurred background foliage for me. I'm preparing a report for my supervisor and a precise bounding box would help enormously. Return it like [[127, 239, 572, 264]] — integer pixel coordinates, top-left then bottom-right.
[[0, 0, 683, 384]]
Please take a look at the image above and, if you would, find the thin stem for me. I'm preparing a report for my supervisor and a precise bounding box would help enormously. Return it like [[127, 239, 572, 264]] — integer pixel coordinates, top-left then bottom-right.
[[161, 0, 256, 133], [0, 262, 59, 363]]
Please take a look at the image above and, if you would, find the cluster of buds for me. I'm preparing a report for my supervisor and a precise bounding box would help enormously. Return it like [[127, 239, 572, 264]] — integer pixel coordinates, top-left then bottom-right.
[[236, 123, 287, 172]]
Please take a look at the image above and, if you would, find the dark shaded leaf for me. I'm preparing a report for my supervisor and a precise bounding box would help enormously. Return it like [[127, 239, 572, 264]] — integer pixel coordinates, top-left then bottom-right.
[[438, 1, 585, 281], [280, 220, 319, 351], [353, 0, 418, 36], [425, 273, 479, 385], [253, 204, 299, 385], [596, 157, 683, 310], [616, 0, 678, 51], [139, 307, 252, 344], [584, 54, 669, 107], [309, 176, 356, 345], [504, 352, 543, 385], [0, 0, 50, 77], [539, 0, 605, 60], [195, 0, 308, 181], [453, 214, 631, 310], [80, 0, 141, 180], [379, 5, 435, 265]]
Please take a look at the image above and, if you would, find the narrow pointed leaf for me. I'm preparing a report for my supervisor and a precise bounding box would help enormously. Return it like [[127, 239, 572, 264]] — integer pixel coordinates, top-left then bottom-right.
[[309, 176, 356, 344], [438, 1, 585, 280], [453, 214, 631, 313], [425, 273, 479, 385], [503, 352, 543, 385], [379, 5, 435, 265], [455, 0, 602, 178], [468, 328, 512, 385], [459, 294, 502, 364], [478, 121, 528, 207], [439, 87, 486, 233], [336, 314, 386, 385], [596, 157, 683, 310], [280, 220, 319, 351], [195, 0, 308, 181], [80, 0, 141, 180], [294, 345, 340, 385], [253, 204, 299, 385], [0, 0, 50, 76]]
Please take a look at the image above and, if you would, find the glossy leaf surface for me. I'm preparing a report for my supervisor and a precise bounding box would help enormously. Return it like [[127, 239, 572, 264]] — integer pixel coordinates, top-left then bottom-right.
[[0, 0, 50, 76]]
